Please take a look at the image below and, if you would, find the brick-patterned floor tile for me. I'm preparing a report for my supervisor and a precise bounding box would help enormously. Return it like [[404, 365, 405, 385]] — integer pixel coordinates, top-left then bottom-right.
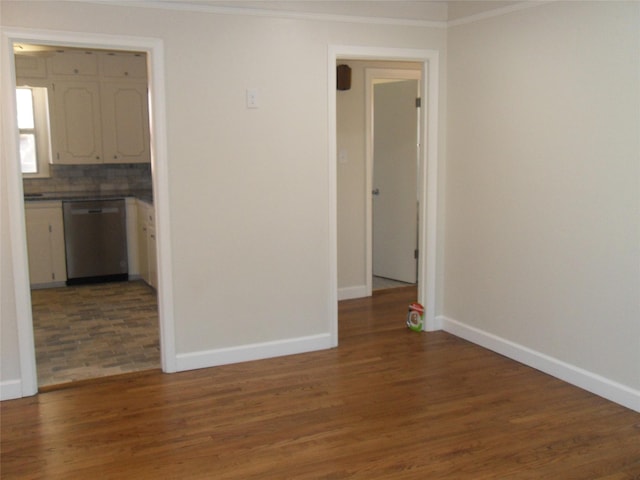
[[32, 280, 160, 387]]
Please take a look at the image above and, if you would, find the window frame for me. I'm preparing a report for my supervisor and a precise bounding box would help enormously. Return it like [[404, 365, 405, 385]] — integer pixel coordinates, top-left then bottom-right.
[[16, 84, 51, 178]]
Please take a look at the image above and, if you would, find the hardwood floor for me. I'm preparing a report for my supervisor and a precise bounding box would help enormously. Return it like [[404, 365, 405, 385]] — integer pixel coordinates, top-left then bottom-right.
[[2, 287, 639, 479]]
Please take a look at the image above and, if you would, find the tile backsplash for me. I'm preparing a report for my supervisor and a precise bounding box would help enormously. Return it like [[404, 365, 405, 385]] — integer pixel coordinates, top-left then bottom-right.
[[23, 163, 152, 195]]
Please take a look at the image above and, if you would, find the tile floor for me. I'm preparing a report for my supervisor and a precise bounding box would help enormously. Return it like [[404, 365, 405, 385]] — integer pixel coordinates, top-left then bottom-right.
[[31, 280, 160, 388]]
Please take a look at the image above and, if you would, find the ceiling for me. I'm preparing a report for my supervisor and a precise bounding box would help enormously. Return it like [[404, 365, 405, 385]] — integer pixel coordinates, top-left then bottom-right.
[[156, 1, 524, 23]]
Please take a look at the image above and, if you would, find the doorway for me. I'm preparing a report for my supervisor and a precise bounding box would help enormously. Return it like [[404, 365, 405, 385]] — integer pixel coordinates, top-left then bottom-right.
[[329, 46, 440, 343], [16, 44, 159, 389], [2, 27, 176, 397]]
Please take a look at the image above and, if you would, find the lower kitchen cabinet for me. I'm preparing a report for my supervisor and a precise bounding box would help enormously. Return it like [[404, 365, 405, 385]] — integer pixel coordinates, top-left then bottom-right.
[[146, 225, 157, 289], [24, 197, 155, 289], [24, 201, 67, 287], [136, 199, 157, 288]]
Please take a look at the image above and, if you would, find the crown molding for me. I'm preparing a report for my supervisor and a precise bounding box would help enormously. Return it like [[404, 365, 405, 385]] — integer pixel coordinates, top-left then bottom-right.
[[81, 0, 549, 29], [447, 1, 550, 27], [85, 1, 448, 28]]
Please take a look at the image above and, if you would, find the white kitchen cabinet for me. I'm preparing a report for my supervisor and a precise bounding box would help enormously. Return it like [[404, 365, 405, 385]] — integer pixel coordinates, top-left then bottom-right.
[[137, 201, 149, 282], [24, 201, 67, 287], [48, 50, 98, 77], [50, 81, 103, 164], [125, 197, 140, 276], [100, 82, 150, 163], [50, 79, 150, 164], [100, 52, 147, 80], [147, 225, 158, 289], [46, 49, 150, 165], [14, 54, 47, 79], [137, 200, 157, 288]]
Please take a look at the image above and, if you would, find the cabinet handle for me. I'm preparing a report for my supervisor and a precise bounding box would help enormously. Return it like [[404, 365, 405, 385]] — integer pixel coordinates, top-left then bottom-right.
[[113, 155, 118, 159], [96, 156, 100, 160]]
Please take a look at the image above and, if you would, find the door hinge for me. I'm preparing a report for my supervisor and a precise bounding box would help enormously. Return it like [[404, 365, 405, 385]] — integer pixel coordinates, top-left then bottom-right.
[[415, 97, 422, 108], [414, 249, 419, 259]]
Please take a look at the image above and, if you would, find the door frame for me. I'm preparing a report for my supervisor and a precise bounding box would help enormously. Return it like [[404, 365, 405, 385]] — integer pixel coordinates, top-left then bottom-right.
[[1, 27, 177, 397], [328, 45, 440, 341], [366, 68, 422, 295]]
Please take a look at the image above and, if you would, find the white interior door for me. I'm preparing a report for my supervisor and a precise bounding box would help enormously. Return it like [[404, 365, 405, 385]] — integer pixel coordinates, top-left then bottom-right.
[[372, 79, 419, 284]]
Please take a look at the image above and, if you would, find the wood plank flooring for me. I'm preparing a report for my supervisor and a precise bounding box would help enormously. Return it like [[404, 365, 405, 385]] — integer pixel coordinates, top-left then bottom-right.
[[2, 287, 639, 479]]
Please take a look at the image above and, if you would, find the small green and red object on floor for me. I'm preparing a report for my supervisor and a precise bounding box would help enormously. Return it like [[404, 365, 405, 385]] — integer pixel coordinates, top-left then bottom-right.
[[406, 302, 424, 332]]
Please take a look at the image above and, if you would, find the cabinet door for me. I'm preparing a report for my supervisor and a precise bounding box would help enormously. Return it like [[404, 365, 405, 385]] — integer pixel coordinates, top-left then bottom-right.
[[15, 54, 47, 79], [50, 81, 103, 164], [100, 52, 147, 80], [137, 202, 149, 283], [125, 198, 140, 275], [49, 51, 98, 77], [25, 203, 67, 286], [101, 82, 150, 163], [147, 225, 158, 289]]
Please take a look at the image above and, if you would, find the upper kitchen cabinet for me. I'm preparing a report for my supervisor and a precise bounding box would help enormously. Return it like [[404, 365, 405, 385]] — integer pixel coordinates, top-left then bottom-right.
[[14, 55, 47, 80], [100, 81, 150, 163], [100, 52, 147, 80], [50, 78, 150, 164], [50, 80, 103, 164], [48, 50, 99, 77], [15, 48, 151, 165]]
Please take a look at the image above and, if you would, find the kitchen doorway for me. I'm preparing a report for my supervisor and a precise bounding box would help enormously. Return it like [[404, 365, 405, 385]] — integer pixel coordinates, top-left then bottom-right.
[[3, 27, 176, 397], [15, 44, 159, 389]]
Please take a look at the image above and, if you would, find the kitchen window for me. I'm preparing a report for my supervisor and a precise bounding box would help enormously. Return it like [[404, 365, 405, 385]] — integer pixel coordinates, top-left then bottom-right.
[[16, 87, 51, 177]]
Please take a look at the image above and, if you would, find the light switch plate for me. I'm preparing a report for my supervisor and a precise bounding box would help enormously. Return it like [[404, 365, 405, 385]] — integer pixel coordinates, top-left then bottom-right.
[[246, 88, 259, 108]]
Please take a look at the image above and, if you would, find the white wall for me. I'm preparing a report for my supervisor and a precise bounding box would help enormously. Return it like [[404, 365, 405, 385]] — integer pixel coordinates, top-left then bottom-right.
[[445, 1, 640, 405], [0, 1, 446, 395]]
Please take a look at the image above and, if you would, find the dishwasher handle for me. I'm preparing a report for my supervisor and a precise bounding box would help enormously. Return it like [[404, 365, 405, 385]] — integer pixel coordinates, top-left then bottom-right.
[[70, 207, 119, 215]]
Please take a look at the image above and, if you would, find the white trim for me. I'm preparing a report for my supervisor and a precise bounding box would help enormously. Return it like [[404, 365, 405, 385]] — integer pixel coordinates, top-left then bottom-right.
[[447, 1, 549, 27], [364, 68, 421, 298], [176, 334, 333, 372], [0, 380, 23, 401], [422, 56, 439, 332], [85, 0, 549, 29], [87, 1, 448, 28], [441, 316, 640, 413], [338, 285, 368, 301], [1, 32, 37, 397], [1, 27, 177, 398], [327, 50, 339, 349], [329, 45, 440, 335]]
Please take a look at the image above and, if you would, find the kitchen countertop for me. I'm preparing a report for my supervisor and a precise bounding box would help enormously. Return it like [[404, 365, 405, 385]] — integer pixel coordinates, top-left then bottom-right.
[[24, 190, 154, 204]]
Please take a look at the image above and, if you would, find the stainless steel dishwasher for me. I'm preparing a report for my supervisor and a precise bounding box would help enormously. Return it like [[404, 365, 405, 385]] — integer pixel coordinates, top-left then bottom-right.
[[62, 199, 128, 285]]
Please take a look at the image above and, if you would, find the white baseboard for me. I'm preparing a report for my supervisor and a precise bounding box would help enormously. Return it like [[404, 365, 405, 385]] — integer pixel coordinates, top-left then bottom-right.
[[0, 379, 23, 401], [338, 285, 368, 300], [176, 333, 334, 372], [440, 315, 640, 413]]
